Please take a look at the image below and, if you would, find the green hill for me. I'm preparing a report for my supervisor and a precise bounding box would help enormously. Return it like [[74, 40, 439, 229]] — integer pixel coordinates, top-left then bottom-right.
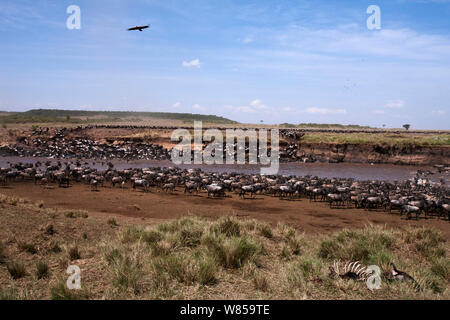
[[0, 109, 238, 124]]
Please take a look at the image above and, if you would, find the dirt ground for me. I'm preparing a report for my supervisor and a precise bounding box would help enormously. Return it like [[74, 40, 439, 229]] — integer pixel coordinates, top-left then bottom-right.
[[2, 181, 449, 240]]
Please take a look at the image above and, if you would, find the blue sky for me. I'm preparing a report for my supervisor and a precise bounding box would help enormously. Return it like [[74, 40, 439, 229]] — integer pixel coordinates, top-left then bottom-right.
[[0, 0, 449, 128]]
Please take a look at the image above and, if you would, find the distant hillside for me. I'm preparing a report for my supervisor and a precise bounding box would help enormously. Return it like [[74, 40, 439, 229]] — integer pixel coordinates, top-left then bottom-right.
[[0, 109, 238, 124]]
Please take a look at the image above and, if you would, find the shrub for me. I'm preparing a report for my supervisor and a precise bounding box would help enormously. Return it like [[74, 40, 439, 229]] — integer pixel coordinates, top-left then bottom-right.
[[68, 245, 81, 260], [295, 257, 323, 280], [18, 241, 37, 255], [430, 257, 450, 281], [36, 261, 49, 279], [64, 211, 75, 218], [405, 228, 446, 260], [142, 230, 163, 245], [107, 218, 118, 227], [153, 253, 217, 286], [49, 241, 62, 253], [7, 262, 27, 279], [45, 224, 55, 235], [259, 224, 273, 239], [318, 227, 395, 265], [121, 226, 147, 243], [50, 279, 89, 300], [216, 216, 241, 237], [208, 236, 261, 269], [253, 272, 269, 291], [109, 252, 141, 293], [176, 227, 203, 248], [197, 256, 218, 285]]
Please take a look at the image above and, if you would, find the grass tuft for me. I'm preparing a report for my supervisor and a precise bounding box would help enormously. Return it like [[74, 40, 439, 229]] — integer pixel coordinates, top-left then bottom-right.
[[36, 261, 49, 279], [7, 262, 27, 280]]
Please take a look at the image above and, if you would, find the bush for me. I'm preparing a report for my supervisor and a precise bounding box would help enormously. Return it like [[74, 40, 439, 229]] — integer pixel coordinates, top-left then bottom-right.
[[318, 227, 395, 265], [44, 224, 55, 235], [142, 230, 163, 245], [36, 261, 49, 279], [153, 253, 217, 285], [430, 257, 450, 281], [217, 216, 241, 237], [7, 262, 27, 279], [108, 252, 141, 293], [253, 272, 269, 291], [18, 241, 37, 255], [121, 226, 147, 243], [50, 279, 89, 300], [405, 228, 446, 260], [49, 241, 62, 253], [68, 245, 81, 260], [259, 224, 273, 239], [176, 227, 203, 248], [107, 218, 118, 227], [207, 236, 261, 269]]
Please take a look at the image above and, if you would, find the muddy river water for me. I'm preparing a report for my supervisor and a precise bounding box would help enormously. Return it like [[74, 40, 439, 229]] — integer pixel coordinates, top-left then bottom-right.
[[1, 156, 449, 184]]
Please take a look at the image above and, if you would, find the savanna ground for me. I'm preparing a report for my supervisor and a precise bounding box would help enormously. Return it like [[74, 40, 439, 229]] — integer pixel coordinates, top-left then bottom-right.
[[0, 187, 449, 300], [0, 114, 449, 299]]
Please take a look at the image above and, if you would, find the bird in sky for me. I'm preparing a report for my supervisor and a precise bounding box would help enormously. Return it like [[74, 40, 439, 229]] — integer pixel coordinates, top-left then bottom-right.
[[127, 25, 149, 32]]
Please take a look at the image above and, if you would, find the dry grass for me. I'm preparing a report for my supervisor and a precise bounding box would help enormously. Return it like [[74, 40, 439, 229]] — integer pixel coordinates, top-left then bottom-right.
[[0, 193, 449, 300]]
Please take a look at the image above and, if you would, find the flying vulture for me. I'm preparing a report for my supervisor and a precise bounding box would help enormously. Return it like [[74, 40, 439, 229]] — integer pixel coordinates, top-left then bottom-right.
[[128, 25, 149, 32]]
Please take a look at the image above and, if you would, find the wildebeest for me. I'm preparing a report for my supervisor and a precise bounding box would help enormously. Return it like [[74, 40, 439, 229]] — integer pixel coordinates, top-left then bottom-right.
[[58, 175, 70, 188], [206, 184, 225, 198], [132, 179, 149, 192], [184, 182, 199, 194], [162, 183, 175, 193], [111, 176, 124, 188], [401, 205, 421, 220], [239, 185, 256, 199]]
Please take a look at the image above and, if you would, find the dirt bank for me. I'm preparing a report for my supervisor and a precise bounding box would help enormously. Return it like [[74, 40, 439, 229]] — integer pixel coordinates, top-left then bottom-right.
[[297, 143, 450, 165], [2, 181, 449, 240]]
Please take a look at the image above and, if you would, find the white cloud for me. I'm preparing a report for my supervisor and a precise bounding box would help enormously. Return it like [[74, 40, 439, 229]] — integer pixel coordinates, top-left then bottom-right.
[[432, 110, 446, 116], [282, 106, 294, 112], [385, 100, 405, 108], [305, 107, 347, 115], [373, 109, 385, 114], [173, 101, 181, 108], [225, 100, 274, 114], [242, 36, 254, 44], [249, 99, 269, 110], [182, 59, 201, 68], [192, 104, 203, 110]]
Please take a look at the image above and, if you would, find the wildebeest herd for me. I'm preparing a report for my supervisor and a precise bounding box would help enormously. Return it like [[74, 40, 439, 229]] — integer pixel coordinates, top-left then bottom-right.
[[1, 160, 448, 221], [0, 126, 319, 163]]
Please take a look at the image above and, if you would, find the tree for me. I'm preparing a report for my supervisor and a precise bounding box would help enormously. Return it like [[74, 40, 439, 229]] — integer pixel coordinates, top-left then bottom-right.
[[403, 124, 410, 131]]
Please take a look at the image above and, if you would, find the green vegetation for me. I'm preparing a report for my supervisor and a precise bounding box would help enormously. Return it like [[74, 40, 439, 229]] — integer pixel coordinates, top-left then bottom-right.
[[1, 193, 449, 300], [0, 109, 237, 124], [35, 261, 49, 279], [7, 262, 27, 280], [301, 132, 450, 146], [50, 278, 90, 300]]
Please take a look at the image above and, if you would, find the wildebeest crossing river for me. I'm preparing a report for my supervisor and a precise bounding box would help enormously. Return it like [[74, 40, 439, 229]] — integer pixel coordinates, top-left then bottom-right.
[[1, 156, 448, 185]]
